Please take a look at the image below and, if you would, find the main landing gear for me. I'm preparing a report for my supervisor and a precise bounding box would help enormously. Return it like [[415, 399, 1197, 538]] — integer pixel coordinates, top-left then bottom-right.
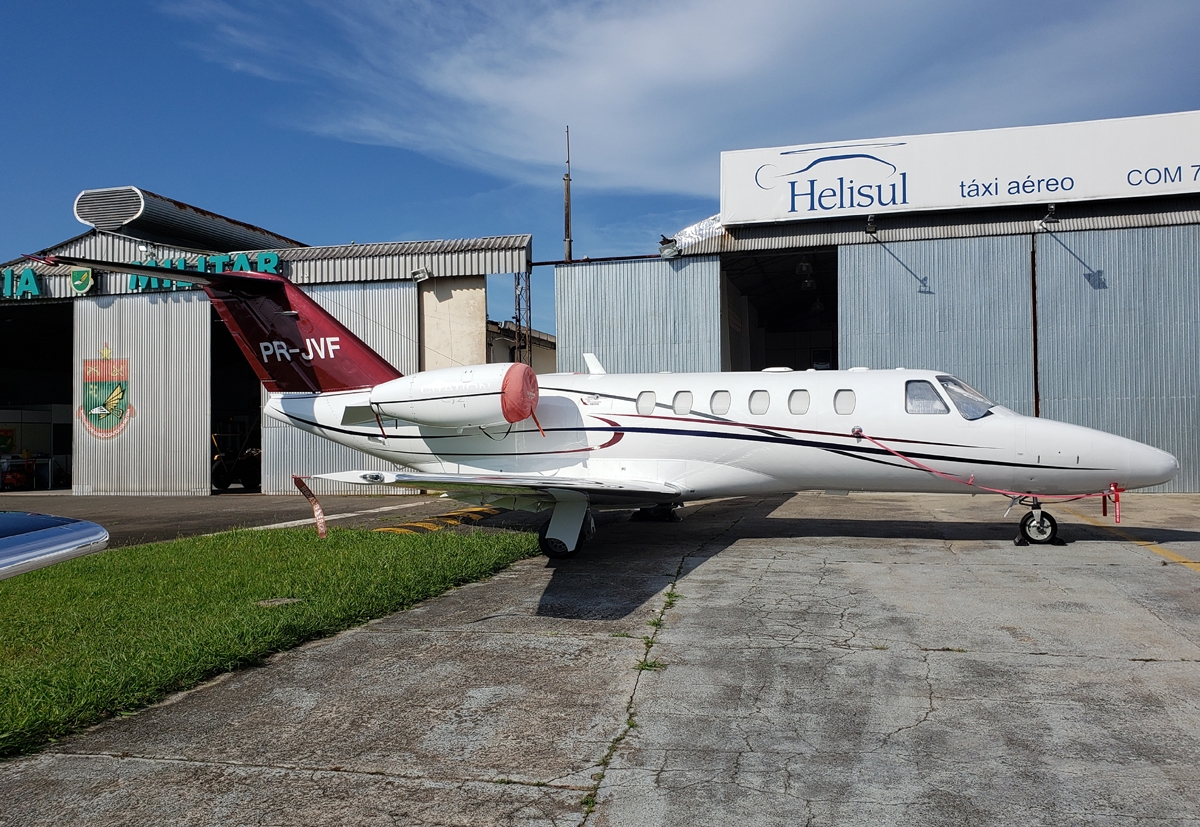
[[538, 508, 595, 558], [1015, 498, 1059, 545], [536, 500, 682, 558]]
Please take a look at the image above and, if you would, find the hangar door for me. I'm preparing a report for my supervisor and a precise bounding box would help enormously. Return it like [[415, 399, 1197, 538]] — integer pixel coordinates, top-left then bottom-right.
[[1035, 225, 1199, 492], [555, 256, 721, 374], [838, 235, 1036, 416], [73, 292, 211, 495]]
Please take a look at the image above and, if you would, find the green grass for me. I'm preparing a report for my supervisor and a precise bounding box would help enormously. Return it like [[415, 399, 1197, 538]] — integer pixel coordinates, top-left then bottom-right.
[[0, 526, 537, 757]]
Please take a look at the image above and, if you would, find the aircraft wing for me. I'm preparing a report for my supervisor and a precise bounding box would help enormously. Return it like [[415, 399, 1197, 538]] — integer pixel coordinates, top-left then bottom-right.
[[0, 512, 109, 580], [313, 470, 682, 506]]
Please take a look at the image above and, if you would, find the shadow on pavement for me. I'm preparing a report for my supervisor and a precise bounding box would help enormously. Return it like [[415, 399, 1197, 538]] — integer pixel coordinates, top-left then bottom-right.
[[507, 495, 1200, 622]]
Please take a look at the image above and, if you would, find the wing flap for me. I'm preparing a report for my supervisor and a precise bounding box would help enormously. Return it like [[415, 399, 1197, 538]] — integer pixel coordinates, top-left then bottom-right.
[[313, 470, 681, 504]]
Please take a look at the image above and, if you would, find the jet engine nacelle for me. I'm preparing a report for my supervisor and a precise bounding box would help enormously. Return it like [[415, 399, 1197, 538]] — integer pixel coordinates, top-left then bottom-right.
[[369, 362, 539, 429]]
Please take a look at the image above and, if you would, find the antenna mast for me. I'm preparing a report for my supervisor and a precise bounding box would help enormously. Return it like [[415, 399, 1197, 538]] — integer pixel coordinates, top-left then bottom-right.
[[563, 126, 573, 262]]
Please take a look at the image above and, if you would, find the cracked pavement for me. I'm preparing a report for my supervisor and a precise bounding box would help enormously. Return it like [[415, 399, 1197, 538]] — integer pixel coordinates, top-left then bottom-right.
[[4, 492, 1200, 825]]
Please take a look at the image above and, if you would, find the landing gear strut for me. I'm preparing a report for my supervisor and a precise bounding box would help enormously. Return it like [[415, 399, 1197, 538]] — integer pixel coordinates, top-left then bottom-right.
[[1018, 499, 1058, 545], [538, 508, 595, 558]]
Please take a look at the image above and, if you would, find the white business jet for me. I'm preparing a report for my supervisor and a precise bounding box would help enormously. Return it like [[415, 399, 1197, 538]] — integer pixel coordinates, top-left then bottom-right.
[[32, 254, 1179, 556]]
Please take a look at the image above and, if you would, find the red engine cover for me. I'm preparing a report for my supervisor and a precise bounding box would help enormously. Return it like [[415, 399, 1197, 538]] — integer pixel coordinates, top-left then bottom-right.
[[500, 363, 539, 423]]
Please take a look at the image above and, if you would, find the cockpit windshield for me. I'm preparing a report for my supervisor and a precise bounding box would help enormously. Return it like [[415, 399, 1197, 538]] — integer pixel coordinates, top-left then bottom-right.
[[936, 376, 995, 421]]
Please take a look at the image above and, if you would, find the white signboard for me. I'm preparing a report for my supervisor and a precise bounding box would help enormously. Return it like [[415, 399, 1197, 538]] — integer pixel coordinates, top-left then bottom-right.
[[721, 110, 1200, 226]]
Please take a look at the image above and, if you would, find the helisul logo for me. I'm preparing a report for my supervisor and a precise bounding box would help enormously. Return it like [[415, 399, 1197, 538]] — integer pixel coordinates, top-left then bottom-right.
[[754, 142, 910, 214]]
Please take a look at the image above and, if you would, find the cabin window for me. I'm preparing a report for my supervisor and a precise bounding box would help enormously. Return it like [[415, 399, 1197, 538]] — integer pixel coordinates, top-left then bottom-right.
[[673, 391, 693, 416], [710, 390, 731, 415], [636, 391, 656, 416], [748, 390, 770, 415], [788, 389, 810, 415], [834, 389, 856, 415], [905, 381, 949, 414], [937, 376, 995, 421]]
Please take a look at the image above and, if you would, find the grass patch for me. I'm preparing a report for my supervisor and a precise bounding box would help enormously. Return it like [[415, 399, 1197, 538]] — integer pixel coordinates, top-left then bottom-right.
[[0, 526, 536, 757]]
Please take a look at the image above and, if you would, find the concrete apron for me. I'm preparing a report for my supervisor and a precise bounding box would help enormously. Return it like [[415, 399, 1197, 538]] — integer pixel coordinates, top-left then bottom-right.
[[3, 493, 1200, 826]]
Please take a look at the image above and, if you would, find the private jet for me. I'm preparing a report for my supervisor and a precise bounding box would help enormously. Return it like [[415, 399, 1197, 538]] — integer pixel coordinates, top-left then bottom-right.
[[29, 254, 1179, 556]]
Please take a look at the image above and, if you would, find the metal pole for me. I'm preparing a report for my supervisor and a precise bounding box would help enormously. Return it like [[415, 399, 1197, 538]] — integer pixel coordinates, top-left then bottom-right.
[[564, 126, 572, 262], [513, 268, 531, 365]]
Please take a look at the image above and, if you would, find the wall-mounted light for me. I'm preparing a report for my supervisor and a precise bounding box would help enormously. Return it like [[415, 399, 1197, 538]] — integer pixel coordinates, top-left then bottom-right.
[[1041, 204, 1059, 226], [659, 235, 679, 258], [865, 215, 877, 236], [410, 267, 432, 282]]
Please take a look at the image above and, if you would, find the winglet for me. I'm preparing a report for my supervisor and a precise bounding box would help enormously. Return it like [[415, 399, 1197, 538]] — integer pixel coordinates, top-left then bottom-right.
[[582, 353, 607, 375]]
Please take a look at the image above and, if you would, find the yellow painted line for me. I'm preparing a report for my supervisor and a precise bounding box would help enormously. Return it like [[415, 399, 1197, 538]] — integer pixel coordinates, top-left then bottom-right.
[[1061, 505, 1200, 573], [372, 507, 507, 536]]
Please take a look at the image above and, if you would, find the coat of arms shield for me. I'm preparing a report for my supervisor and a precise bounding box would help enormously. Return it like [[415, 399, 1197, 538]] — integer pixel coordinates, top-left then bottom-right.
[[80, 344, 135, 438]]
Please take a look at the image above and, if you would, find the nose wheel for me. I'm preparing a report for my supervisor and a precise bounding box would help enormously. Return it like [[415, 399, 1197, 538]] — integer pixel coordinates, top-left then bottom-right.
[[1019, 508, 1058, 544]]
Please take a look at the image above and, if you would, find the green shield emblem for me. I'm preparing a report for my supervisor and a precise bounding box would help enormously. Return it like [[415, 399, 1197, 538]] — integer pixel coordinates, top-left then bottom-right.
[[70, 268, 93, 294]]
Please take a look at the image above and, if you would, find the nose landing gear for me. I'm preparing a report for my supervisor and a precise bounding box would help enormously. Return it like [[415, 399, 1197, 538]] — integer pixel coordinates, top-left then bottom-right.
[[1008, 496, 1060, 544], [1018, 503, 1058, 544]]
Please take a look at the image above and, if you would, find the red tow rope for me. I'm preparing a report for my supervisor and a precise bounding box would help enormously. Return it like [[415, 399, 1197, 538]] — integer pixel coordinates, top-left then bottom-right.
[[850, 427, 1123, 523], [292, 475, 329, 538]]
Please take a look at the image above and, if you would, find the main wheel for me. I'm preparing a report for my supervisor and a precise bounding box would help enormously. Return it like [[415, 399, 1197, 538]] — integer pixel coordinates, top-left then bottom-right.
[[537, 509, 595, 559], [1019, 510, 1058, 544], [580, 509, 596, 542]]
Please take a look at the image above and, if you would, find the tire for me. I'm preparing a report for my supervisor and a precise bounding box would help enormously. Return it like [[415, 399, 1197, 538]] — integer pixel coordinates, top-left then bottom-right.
[[538, 521, 578, 558], [211, 461, 232, 491], [1019, 510, 1057, 544], [538, 511, 596, 559]]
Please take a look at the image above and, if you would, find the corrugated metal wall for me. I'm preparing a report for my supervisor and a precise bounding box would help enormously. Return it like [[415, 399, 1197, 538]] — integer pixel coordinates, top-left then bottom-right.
[[72, 292, 211, 495], [261, 280, 420, 494], [555, 256, 722, 373], [1035, 225, 1200, 491], [839, 236, 1036, 414]]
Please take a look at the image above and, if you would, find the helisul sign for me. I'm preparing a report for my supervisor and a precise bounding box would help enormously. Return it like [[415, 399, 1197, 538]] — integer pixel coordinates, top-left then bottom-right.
[[720, 110, 1200, 226]]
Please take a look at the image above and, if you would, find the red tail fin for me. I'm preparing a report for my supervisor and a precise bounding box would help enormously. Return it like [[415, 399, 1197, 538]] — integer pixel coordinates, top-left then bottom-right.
[[206, 274, 401, 393], [28, 255, 402, 393]]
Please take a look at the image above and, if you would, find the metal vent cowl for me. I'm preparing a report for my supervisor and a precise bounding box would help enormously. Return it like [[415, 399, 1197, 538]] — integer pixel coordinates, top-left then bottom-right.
[[74, 187, 145, 231]]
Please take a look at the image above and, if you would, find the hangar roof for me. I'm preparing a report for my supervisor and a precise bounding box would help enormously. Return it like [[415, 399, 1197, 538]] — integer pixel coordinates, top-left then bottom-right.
[[258, 235, 533, 283]]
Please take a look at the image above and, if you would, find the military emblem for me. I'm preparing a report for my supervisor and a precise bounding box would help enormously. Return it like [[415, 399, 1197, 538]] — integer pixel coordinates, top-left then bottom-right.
[[70, 268, 93, 294], [79, 344, 135, 439]]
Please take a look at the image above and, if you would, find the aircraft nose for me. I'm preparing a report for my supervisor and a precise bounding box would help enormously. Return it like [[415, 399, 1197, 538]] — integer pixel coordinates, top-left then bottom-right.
[[1118, 440, 1179, 489]]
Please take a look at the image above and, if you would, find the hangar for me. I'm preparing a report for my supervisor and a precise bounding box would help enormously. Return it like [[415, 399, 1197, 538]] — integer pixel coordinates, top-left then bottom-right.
[[1, 186, 542, 495], [555, 110, 1200, 491]]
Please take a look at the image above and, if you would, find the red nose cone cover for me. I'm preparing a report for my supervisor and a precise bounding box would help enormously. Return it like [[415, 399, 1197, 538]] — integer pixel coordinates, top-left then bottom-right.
[[500, 363, 539, 423]]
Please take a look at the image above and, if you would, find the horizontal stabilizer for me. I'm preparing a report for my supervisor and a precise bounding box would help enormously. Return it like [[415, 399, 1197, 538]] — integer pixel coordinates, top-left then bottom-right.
[[22, 254, 296, 289], [23, 254, 402, 394]]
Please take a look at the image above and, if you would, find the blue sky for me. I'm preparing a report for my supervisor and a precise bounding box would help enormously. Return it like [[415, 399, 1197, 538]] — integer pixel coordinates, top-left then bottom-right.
[[3, 1, 1200, 333]]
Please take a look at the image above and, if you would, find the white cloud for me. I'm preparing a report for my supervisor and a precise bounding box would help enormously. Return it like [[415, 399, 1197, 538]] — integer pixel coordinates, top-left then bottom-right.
[[166, 0, 1200, 196]]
